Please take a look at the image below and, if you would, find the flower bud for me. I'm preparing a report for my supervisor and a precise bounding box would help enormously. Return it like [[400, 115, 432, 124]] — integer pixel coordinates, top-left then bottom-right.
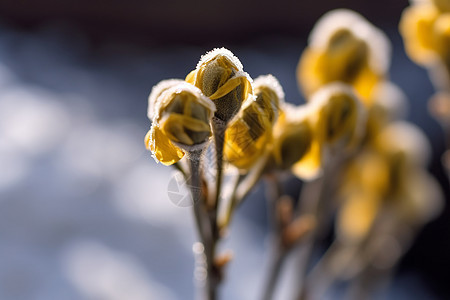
[[365, 81, 409, 141], [253, 74, 285, 124], [309, 83, 365, 149], [186, 48, 253, 122], [271, 105, 320, 179], [147, 79, 185, 120], [223, 75, 285, 170], [433, 14, 450, 67], [274, 121, 312, 170], [432, 0, 450, 12], [337, 190, 381, 242], [373, 121, 431, 169], [145, 81, 216, 165], [223, 99, 272, 170], [399, 3, 440, 66], [298, 9, 390, 102]]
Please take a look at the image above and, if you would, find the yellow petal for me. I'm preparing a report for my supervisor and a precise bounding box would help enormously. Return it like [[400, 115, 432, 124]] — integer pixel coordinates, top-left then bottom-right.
[[160, 113, 211, 146], [291, 138, 323, 180], [185, 70, 196, 84], [208, 76, 243, 100], [146, 125, 184, 165], [337, 191, 381, 242]]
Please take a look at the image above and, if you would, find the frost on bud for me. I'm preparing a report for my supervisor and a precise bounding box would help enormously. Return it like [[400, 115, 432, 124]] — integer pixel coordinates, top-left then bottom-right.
[[147, 79, 185, 120], [298, 9, 390, 102], [373, 121, 431, 169], [186, 48, 253, 122], [145, 81, 216, 165]]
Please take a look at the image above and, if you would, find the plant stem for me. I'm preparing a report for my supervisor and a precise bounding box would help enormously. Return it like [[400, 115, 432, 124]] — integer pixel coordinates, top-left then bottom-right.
[[262, 246, 286, 300], [294, 151, 353, 300], [211, 118, 227, 210], [187, 149, 220, 300], [261, 176, 285, 300], [204, 117, 227, 300], [221, 153, 269, 229], [187, 150, 207, 244], [294, 163, 335, 300]]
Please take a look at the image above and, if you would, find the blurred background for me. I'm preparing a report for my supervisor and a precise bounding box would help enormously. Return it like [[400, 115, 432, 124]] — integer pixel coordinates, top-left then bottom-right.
[[0, 0, 448, 299]]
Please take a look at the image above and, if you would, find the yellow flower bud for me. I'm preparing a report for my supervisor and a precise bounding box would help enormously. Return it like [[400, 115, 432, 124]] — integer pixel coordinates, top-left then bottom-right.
[[394, 169, 443, 225], [365, 81, 409, 141], [145, 81, 216, 165], [340, 150, 390, 199], [298, 9, 390, 104], [373, 121, 431, 169], [186, 48, 253, 122], [224, 99, 272, 170], [271, 104, 321, 180], [432, 0, 450, 12], [433, 13, 450, 63], [147, 79, 185, 120], [253, 74, 285, 124], [223, 75, 285, 170], [337, 190, 381, 242], [273, 113, 313, 170], [309, 83, 365, 149], [399, 3, 441, 65]]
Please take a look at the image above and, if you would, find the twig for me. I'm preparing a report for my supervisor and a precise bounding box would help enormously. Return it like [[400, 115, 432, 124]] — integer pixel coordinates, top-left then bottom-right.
[[260, 176, 286, 300]]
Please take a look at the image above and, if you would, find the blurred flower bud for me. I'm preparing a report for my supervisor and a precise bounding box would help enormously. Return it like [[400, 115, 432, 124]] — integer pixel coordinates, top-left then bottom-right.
[[400, 3, 441, 65], [337, 190, 381, 242], [373, 121, 431, 169], [340, 150, 390, 198], [298, 9, 390, 103], [309, 83, 366, 149], [432, 0, 450, 12], [433, 14, 450, 72], [271, 104, 320, 180], [365, 81, 409, 141], [186, 48, 253, 122], [145, 81, 216, 165], [394, 169, 444, 226], [428, 91, 450, 126]]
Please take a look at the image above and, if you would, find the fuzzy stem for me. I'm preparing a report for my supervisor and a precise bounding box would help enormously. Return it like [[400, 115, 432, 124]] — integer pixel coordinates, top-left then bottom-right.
[[187, 150, 207, 244], [198, 118, 228, 300], [186, 149, 220, 300], [211, 117, 227, 210]]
